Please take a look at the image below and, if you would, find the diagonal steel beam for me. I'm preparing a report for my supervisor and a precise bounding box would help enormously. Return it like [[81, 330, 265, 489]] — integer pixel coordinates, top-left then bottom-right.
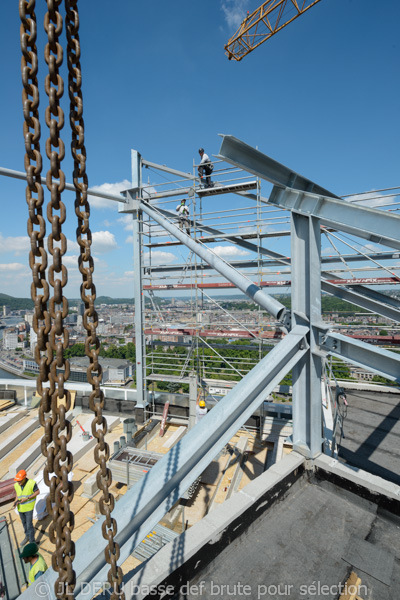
[[138, 201, 287, 321], [21, 326, 309, 599], [321, 280, 400, 323], [269, 186, 400, 251], [150, 209, 400, 322], [217, 134, 339, 198], [321, 331, 400, 382]]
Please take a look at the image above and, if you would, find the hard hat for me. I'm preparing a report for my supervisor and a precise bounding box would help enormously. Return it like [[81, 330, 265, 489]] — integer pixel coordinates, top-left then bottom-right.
[[14, 470, 27, 482], [199, 400, 206, 408], [198, 148, 204, 154], [20, 542, 39, 559]]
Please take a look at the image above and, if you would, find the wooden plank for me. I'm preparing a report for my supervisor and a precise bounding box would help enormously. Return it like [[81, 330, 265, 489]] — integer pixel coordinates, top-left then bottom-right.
[[339, 572, 362, 600]]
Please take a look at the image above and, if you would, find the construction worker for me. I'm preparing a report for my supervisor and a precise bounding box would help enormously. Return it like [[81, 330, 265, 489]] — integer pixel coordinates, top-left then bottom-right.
[[13, 470, 39, 545], [20, 543, 48, 585], [198, 148, 214, 188], [175, 198, 191, 235], [195, 397, 208, 424]]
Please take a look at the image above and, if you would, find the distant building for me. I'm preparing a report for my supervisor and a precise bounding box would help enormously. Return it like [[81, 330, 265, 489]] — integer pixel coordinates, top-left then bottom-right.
[[25, 312, 34, 327], [3, 305, 10, 317], [22, 356, 133, 386], [3, 329, 20, 350], [30, 329, 37, 354]]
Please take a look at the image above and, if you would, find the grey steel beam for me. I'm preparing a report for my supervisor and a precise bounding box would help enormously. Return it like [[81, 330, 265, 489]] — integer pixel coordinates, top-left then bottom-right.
[[269, 186, 400, 251], [138, 201, 287, 321], [321, 332, 400, 382], [322, 280, 400, 323], [291, 213, 324, 459], [142, 159, 196, 181], [346, 282, 400, 310], [0, 166, 125, 204], [129, 152, 146, 408], [146, 251, 398, 274], [217, 135, 338, 198], [21, 326, 308, 599]]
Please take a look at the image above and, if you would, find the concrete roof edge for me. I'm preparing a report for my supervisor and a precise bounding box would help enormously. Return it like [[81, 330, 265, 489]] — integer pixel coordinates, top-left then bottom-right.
[[123, 452, 305, 600], [314, 453, 400, 501]]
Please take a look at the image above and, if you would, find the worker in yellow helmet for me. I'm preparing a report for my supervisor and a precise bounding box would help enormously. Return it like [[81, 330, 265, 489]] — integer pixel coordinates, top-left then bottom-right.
[[20, 543, 48, 585], [195, 396, 208, 424], [13, 470, 39, 545]]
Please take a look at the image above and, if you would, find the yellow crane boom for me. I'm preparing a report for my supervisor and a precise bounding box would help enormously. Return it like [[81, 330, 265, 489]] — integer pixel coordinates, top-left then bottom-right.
[[225, 0, 323, 61]]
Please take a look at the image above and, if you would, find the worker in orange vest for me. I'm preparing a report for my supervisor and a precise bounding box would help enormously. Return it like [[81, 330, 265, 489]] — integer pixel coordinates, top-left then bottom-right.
[[13, 470, 39, 545]]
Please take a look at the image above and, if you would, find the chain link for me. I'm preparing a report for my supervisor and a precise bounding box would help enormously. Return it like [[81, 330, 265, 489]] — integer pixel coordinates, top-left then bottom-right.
[[19, 0, 54, 510], [65, 1, 125, 597], [43, 1, 75, 597]]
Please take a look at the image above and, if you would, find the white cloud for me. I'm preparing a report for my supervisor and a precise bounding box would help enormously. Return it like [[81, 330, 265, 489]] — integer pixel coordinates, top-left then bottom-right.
[[0, 235, 29, 256], [213, 245, 250, 257], [221, 0, 250, 30], [118, 215, 134, 231], [88, 180, 131, 209], [92, 231, 118, 254], [0, 262, 27, 272], [143, 251, 177, 265]]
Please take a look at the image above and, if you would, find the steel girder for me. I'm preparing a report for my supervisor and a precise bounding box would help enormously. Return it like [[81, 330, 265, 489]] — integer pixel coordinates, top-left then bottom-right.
[[321, 331, 400, 382], [138, 200, 287, 321], [269, 186, 400, 251], [217, 134, 339, 198]]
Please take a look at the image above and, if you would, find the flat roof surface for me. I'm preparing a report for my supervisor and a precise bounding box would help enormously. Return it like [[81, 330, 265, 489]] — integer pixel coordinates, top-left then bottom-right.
[[177, 476, 400, 599], [339, 391, 400, 486]]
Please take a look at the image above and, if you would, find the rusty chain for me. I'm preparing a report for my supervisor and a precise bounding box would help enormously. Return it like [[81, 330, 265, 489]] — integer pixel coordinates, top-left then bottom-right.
[[43, 0, 75, 597], [20, 0, 124, 595], [65, 1, 125, 596], [19, 0, 54, 514]]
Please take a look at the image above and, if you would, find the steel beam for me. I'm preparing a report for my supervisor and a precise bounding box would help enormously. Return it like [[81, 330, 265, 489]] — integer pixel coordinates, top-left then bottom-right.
[[321, 332, 400, 382], [217, 135, 338, 198], [146, 251, 398, 274], [127, 152, 146, 407], [21, 327, 308, 599], [138, 201, 287, 321], [141, 159, 196, 182], [322, 280, 400, 323], [269, 186, 400, 251], [291, 213, 324, 459], [0, 166, 125, 204]]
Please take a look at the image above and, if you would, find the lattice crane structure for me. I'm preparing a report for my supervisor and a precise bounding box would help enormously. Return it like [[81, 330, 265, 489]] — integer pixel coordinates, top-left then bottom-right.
[[225, 0, 323, 61]]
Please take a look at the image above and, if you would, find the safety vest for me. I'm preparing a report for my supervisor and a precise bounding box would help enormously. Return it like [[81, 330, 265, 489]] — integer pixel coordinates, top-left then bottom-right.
[[28, 554, 48, 585], [14, 479, 36, 513]]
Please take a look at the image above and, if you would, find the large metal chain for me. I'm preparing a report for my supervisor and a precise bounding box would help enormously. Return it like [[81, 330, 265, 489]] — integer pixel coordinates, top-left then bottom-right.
[[65, 2, 125, 597], [19, 1, 51, 386], [43, 1, 75, 597], [19, 0, 54, 513]]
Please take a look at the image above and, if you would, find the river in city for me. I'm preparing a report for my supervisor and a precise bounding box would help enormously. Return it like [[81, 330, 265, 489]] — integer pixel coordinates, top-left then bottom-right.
[[0, 366, 19, 379]]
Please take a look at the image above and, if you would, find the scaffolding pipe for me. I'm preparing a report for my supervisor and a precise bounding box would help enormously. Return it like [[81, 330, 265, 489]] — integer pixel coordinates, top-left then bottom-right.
[[139, 201, 286, 321]]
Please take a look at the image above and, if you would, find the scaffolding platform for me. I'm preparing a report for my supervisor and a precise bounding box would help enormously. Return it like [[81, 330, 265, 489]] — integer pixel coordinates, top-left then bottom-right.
[[196, 180, 257, 196], [144, 229, 290, 248]]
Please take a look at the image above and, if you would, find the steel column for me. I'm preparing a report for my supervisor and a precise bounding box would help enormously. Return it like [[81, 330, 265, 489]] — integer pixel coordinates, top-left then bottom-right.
[[291, 213, 324, 458], [129, 151, 146, 407]]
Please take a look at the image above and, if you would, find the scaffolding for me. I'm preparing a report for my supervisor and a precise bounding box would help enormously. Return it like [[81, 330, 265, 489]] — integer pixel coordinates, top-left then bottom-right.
[[117, 145, 400, 423]]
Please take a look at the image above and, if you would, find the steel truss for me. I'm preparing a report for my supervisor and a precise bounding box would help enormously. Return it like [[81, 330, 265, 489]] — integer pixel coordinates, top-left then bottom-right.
[[18, 137, 400, 599]]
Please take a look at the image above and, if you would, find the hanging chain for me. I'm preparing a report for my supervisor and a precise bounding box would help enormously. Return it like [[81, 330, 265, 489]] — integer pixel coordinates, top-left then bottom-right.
[[44, 1, 75, 597], [19, 0, 54, 536], [65, 2, 125, 597]]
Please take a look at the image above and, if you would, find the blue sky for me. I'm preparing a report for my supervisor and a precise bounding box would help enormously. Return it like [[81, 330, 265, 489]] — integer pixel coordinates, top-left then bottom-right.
[[0, 0, 399, 298]]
